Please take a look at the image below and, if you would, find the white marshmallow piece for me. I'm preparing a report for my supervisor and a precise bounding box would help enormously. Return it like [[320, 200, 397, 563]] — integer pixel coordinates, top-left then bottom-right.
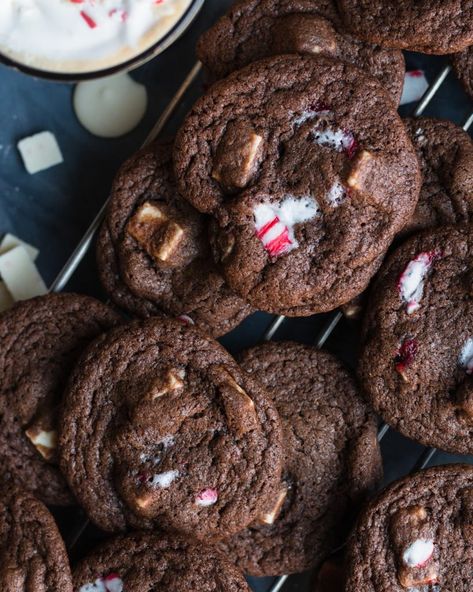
[[0, 233, 39, 261], [79, 580, 107, 592], [400, 70, 429, 106], [17, 131, 63, 175], [402, 539, 434, 568], [0, 246, 47, 301], [398, 252, 437, 314]]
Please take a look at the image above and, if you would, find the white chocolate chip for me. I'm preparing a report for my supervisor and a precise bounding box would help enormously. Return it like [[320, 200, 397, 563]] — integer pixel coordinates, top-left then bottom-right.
[[25, 428, 57, 460], [17, 131, 63, 175], [0, 246, 47, 302]]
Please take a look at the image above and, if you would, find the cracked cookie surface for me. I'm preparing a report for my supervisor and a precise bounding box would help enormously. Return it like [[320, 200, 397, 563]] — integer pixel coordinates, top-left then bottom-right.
[[219, 341, 382, 576], [337, 0, 473, 54], [360, 224, 473, 454], [174, 54, 421, 315], [97, 141, 252, 337], [73, 532, 249, 592], [197, 0, 405, 104], [400, 118, 473, 237], [0, 484, 73, 592], [0, 293, 120, 506], [453, 46, 473, 100], [59, 318, 284, 539], [346, 465, 473, 592]]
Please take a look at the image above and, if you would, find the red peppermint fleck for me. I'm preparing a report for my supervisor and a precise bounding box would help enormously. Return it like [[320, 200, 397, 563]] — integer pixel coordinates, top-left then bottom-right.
[[137, 472, 149, 484], [104, 574, 123, 592], [256, 216, 280, 240], [176, 314, 194, 326], [407, 70, 424, 78], [344, 133, 358, 160], [265, 228, 292, 257], [80, 11, 97, 28], [195, 488, 218, 507], [70, 0, 84, 3], [395, 337, 418, 381]]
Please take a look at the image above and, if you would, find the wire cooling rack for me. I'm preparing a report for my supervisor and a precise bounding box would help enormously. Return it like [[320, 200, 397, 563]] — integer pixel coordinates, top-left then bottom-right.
[[49, 59, 473, 592]]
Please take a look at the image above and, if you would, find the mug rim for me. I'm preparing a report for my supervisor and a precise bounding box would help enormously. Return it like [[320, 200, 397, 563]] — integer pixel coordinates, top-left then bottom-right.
[[0, 0, 205, 83]]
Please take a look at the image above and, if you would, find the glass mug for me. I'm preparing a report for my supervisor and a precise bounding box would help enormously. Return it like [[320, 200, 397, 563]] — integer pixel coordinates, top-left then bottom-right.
[[0, 0, 205, 81]]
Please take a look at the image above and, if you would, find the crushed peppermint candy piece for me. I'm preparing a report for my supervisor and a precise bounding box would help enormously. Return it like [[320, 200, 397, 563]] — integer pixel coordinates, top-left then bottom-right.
[[459, 338, 473, 374], [326, 180, 349, 207], [177, 314, 195, 325], [150, 470, 179, 488], [312, 127, 357, 157], [195, 488, 218, 507], [254, 196, 320, 257], [103, 574, 124, 592], [79, 574, 123, 592], [403, 539, 434, 568], [395, 337, 418, 381], [398, 251, 441, 314], [400, 70, 429, 106]]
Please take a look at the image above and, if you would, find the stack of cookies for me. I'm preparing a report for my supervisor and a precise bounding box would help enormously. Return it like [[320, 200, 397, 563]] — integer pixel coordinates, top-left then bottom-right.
[[2, 0, 473, 590]]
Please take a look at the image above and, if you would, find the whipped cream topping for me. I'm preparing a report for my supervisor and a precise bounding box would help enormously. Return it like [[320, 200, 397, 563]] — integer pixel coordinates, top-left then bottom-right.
[[0, 0, 192, 73]]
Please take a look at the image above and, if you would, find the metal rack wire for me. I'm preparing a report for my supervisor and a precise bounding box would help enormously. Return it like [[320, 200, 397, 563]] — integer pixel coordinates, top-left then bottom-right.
[[49, 60, 473, 591]]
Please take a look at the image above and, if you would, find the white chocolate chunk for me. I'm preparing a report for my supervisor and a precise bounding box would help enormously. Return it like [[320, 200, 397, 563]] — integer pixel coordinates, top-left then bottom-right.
[[25, 428, 57, 460], [0, 233, 39, 261], [74, 74, 147, 138], [0, 281, 13, 313], [403, 539, 434, 567], [17, 131, 63, 175], [0, 246, 47, 301]]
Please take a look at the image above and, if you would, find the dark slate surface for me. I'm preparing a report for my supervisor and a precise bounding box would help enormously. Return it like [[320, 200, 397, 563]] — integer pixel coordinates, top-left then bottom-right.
[[0, 1, 473, 588]]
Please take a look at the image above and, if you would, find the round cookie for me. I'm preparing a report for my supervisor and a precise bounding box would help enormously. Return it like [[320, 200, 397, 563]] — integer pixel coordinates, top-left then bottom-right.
[[97, 140, 252, 338], [218, 341, 382, 576], [337, 0, 473, 54], [359, 224, 473, 454], [345, 464, 473, 591], [452, 46, 473, 100], [73, 532, 249, 591], [0, 484, 73, 591], [59, 318, 284, 539], [197, 0, 405, 104], [174, 54, 421, 316], [401, 118, 473, 237], [0, 293, 121, 506]]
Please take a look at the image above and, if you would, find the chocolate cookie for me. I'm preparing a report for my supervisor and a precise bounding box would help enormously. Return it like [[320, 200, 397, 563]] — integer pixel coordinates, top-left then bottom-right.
[[359, 224, 473, 454], [219, 341, 381, 576], [97, 141, 252, 337], [59, 318, 284, 539], [197, 0, 405, 104], [452, 46, 473, 100], [401, 118, 473, 236], [346, 464, 473, 591], [337, 0, 473, 54], [174, 54, 421, 316], [73, 532, 249, 591], [0, 293, 121, 506], [0, 484, 73, 591]]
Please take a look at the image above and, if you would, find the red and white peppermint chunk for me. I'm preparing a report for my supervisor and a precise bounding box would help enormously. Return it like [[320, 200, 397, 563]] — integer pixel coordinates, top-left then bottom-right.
[[312, 127, 358, 159], [195, 488, 218, 507], [459, 338, 473, 374], [403, 539, 434, 568], [254, 196, 320, 257], [398, 251, 441, 314], [79, 574, 123, 592], [400, 70, 429, 106]]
